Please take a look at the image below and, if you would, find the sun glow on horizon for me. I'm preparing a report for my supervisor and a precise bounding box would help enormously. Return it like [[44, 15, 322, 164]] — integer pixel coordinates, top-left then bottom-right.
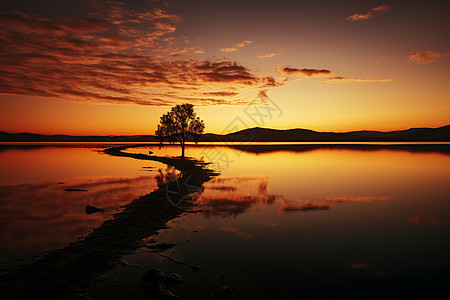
[[0, 0, 449, 135]]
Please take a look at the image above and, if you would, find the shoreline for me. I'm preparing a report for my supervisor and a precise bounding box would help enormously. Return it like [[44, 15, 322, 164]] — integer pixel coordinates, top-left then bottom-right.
[[0, 145, 218, 299]]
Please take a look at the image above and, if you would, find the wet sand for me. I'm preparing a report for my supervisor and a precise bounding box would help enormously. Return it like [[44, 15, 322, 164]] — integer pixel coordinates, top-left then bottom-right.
[[0, 145, 218, 299]]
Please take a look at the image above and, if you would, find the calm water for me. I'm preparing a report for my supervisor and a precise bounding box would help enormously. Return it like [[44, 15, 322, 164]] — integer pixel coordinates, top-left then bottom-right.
[[1, 144, 449, 299]]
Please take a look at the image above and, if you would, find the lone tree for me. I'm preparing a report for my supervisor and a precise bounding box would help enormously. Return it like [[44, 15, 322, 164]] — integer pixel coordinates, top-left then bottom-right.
[[155, 103, 205, 158]]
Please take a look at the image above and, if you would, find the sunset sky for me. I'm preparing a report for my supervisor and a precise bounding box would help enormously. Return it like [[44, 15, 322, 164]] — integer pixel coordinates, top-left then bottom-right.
[[0, 0, 449, 135]]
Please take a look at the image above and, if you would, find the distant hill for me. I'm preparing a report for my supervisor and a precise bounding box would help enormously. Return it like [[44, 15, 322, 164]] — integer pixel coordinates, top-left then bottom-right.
[[1, 125, 449, 142], [0, 131, 157, 142], [202, 125, 450, 142]]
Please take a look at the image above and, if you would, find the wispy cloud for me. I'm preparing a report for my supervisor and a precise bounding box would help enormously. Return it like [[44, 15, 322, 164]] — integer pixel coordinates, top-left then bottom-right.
[[323, 77, 393, 83], [280, 67, 331, 77], [257, 52, 282, 59], [0, 3, 272, 106], [202, 91, 239, 97], [219, 40, 252, 53], [408, 50, 450, 64], [376, 55, 392, 64], [346, 4, 391, 21], [278, 66, 390, 84]]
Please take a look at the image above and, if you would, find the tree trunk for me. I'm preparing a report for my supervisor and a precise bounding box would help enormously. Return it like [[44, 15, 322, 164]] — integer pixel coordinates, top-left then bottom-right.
[[181, 144, 185, 158]]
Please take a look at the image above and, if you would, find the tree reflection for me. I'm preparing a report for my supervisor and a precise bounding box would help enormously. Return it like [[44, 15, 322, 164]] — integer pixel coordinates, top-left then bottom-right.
[[155, 166, 180, 188]]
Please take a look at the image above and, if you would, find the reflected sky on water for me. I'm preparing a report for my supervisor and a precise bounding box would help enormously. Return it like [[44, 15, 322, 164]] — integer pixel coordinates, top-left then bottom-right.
[[1, 144, 449, 298]]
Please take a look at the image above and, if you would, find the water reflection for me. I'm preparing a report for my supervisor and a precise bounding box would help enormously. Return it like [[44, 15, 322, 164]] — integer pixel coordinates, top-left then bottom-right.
[[280, 201, 330, 212], [193, 176, 395, 217], [113, 145, 449, 299], [408, 215, 448, 226], [1, 144, 449, 299], [193, 177, 278, 218], [0, 175, 157, 266], [227, 143, 450, 155], [155, 165, 180, 188]]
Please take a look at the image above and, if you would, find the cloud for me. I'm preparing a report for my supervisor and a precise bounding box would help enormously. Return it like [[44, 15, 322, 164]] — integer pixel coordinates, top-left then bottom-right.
[[278, 66, 389, 84], [280, 67, 331, 77], [202, 92, 239, 97], [346, 4, 391, 21], [257, 52, 282, 59], [235, 40, 252, 48], [220, 47, 239, 53], [0, 3, 271, 107], [323, 77, 392, 83], [262, 76, 283, 87], [408, 50, 450, 64], [219, 40, 252, 53], [376, 55, 392, 64]]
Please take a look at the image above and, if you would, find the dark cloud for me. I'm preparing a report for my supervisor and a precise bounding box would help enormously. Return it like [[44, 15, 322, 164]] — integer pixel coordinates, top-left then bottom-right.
[[281, 67, 331, 77], [0, 2, 270, 106], [262, 76, 282, 87], [202, 91, 239, 97], [323, 77, 392, 83]]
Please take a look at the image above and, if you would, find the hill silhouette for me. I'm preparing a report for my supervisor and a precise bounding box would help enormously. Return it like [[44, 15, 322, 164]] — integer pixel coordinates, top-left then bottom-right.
[[0, 125, 449, 142], [202, 125, 450, 142]]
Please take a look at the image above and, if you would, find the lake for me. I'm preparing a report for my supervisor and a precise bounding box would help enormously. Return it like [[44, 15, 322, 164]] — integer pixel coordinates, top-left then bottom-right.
[[0, 143, 449, 299]]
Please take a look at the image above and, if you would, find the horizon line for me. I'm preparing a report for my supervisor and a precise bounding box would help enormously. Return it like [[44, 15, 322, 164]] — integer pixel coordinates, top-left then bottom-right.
[[1, 124, 449, 136]]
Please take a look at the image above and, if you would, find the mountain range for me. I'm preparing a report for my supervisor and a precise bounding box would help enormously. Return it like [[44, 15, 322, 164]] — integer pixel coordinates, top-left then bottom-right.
[[1, 125, 449, 142]]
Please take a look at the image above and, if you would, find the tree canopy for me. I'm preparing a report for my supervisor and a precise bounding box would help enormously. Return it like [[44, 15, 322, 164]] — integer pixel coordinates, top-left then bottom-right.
[[155, 103, 205, 157]]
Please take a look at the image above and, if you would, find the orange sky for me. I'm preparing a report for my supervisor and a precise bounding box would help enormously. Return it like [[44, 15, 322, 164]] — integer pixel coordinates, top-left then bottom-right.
[[0, 0, 449, 135]]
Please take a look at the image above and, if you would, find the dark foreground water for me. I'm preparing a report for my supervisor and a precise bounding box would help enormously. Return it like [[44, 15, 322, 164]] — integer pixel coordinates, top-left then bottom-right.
[[0, 143, 449, 299]]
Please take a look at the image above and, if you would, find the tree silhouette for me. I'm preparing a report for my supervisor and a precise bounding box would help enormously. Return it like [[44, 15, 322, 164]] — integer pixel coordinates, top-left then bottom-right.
[[155, 103, 205, 158]]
